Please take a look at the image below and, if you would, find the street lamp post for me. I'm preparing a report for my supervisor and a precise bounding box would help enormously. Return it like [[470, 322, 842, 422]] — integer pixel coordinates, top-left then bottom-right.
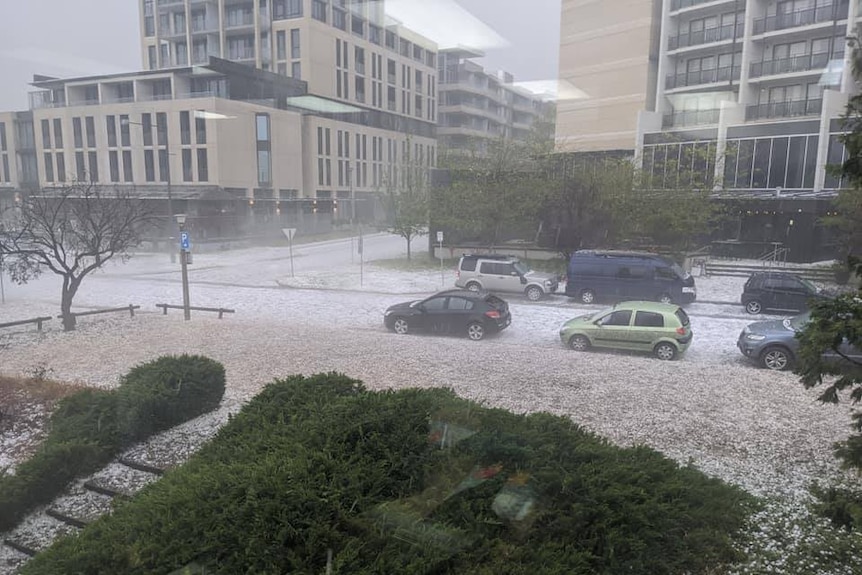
[[121, 116, 175, 262], [176, 213, 192, 321]]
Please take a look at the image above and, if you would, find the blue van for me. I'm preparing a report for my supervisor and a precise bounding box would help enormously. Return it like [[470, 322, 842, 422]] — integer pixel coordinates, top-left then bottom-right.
[[565, 250, 696, 305]]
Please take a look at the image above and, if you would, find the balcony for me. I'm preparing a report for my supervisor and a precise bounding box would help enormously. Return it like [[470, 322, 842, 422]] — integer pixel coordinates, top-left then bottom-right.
[[662, 108, 721, 128], [665, 65, 741, 89], [745, 98, 823, 120], [752, 3, 849, 35], [668, 23, 744, 50], [749, 51, 842, 77], [671, 0, 735, 11]]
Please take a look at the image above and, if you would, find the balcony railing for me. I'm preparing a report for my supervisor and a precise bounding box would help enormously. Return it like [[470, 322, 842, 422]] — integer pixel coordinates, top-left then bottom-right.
[[745, 98, 823, 120], [668, 23, 744, 50], [752, 3, 849, 35], [665, 65, 741, 89], [749, 51, 842, 77], [671, 0, 734, 10], [662, 108, 721, 128]]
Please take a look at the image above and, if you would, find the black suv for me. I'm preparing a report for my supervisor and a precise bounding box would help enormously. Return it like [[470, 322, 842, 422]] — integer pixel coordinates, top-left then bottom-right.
[[741, 272, 827, 315], [384, 289, 512, 341]]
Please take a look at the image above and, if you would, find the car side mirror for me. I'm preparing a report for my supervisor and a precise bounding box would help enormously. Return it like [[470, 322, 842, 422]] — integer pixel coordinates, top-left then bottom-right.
[[417, 304, 427, 313]]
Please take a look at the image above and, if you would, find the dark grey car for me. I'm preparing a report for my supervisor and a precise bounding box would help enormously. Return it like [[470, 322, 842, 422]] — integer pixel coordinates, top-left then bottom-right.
[[737, 313, 862, 371]]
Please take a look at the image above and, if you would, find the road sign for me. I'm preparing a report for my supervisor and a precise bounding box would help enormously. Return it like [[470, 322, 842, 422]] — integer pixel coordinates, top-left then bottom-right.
[[180, 231, 191, 251], [282, 228, 297, 241], [437, 231, 444, 243]]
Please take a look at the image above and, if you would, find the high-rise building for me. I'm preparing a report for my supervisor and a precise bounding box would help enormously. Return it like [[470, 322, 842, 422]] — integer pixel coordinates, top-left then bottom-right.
[[437, 48, 552, 155], [555, 0, 662, 153]]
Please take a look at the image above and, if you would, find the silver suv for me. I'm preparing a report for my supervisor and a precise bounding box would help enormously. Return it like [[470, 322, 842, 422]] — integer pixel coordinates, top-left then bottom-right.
[[455, 254, 558, 301]]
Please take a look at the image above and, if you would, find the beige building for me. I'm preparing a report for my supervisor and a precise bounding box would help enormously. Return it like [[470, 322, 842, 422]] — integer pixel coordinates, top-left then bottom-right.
[[555, 0, 662, 153]]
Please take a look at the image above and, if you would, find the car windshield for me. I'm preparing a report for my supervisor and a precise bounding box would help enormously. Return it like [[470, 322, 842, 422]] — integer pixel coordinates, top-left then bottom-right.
[[513, 261, 531, 275], [799, 278, 819, 292], [787, 312, 811, 331], [671, 263, 687, 279]]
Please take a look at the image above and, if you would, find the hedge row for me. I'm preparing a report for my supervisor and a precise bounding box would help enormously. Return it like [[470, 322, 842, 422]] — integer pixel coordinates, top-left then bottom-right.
[[22, 373, 754, 574], [0, 354, 225, 533]]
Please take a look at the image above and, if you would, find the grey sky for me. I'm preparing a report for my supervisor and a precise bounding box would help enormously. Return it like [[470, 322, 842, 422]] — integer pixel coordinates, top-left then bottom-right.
[[0, 0, 560, 111]]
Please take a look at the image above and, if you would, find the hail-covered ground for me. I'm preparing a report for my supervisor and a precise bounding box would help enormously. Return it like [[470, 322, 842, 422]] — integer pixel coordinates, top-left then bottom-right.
[[1, 233, 860, 574]]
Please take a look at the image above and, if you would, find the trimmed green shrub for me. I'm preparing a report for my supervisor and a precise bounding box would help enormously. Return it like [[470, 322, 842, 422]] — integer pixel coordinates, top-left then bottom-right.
[[22, 373, 755, 575], [115, 355, 226, 441], [0, 355, 225, 534]]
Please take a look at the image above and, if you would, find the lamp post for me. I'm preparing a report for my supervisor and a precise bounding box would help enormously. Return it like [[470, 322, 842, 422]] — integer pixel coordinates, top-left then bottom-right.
[[176, 213, 192, 321], [121, 116, 175, 262]]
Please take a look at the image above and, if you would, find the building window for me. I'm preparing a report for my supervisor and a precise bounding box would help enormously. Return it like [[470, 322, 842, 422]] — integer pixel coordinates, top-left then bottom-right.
[[256, 113, 270, 141], [351, 15, 364, 37], [109, 150, 120, 182], [312, 0, 327, 22], [195, 112, 207, 144], [369, 24, 380, 45], [119, 115, 130, 147], [197, 148, 209, 181], [274, 0, 302, 19], [336, 38, 342, 67], [106, 116, 117, 148], [56, 153, 66, 182], [337, 70, 342, 97], [325, 128, 331, 155], [148, 46, 157, 70], [88, 151, 99, 182], [326, 158, 331, 185], [144, 150, 155, 181], [44, 152, 54, 182], [122, 150, 133, 182], [278, 62, 288, 75], [291, 62, 302, 79], [85, 116, 96, 148], [75, 151, 86, 180], [256, 113, 271, 185], [41, 120, 51, 149], [333, 8, 346, 30], [180, 111, 191, 145], [290, 29, 300, 58], [158, 149, 169, 182], [73, 117, 83, 148], [142, 113, 153, 146], [355, 77, 365, 102], [355, 47, 365, 75], [277, 31, 287, 60], [258, 150, 271, 184], [387, 59, 396, 84], [156, 112, 167, 146], [182, 148, 193, 181], [2, 156, 9, 182], [318, 158, 324, 185], [0, 122, 6, 151]]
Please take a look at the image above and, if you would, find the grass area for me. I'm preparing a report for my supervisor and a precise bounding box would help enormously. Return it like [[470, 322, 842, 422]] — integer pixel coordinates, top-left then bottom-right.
[[23, 374, 755, 574]]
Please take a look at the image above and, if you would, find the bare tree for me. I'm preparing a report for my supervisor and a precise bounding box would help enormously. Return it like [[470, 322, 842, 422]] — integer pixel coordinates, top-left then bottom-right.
[[0, 183, 156, 330]]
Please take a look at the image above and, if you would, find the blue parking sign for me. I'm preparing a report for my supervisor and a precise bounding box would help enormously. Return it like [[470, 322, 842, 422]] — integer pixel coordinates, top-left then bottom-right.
[[180, 231, 191, 251]]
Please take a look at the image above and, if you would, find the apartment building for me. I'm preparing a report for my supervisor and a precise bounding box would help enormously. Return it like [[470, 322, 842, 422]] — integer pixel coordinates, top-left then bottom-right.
[[555, 0, 663, 153], [436, 48, 552, 155]]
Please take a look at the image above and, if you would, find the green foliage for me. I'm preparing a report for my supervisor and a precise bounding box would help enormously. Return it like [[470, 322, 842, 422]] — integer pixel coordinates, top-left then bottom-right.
[[115, 355, 226, 442], [0, 355, 225, 533], [23, 374, 754, 575], [812, 484, 862, 532]]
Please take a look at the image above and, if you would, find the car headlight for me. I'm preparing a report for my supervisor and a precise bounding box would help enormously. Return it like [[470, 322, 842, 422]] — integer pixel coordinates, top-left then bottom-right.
[[745, 334, 766, 341]]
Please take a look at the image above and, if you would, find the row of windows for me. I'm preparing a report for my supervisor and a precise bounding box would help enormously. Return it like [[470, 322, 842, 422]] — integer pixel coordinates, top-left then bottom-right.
[[37, 112, 207, 152], [0, 154, 9, 184], [41, 149, 209, 184]]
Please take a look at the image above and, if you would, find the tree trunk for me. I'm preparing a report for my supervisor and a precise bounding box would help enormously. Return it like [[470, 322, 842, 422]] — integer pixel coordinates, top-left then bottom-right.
[[406, 235, 412, 261], [60, 277, 79, 331]]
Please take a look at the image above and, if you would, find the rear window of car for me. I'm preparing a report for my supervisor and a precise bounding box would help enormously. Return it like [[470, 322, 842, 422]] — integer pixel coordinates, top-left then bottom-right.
[[634, 311, 664, 327], [460, 258, 477, 272], [484, 295, 506, 309], [675, 308, 690, 326]]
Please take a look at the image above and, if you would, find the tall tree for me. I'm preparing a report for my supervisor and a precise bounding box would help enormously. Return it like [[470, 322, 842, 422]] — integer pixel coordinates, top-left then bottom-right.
[[0, 184, 155, 330], [380, 154, 429, 261]]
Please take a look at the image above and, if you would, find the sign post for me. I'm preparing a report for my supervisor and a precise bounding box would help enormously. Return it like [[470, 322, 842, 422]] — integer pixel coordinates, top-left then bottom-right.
[[282, 228, 297, 277], [437, 231, 444, 286], [177, 218, 191, 321], [358, 226, 364, 287]]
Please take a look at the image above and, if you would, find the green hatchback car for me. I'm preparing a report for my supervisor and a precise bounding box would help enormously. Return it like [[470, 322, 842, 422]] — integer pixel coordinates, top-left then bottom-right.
[[559, 301, 693, 361]]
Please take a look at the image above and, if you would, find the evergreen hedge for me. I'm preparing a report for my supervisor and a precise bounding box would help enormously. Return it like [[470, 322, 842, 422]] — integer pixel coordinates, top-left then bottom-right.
[[0, 355, 225, 533], [22, 373, 754, 574]]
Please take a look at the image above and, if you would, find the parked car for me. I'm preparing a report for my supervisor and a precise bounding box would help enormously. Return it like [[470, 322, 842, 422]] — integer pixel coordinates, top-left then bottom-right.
[[737, 312, 862, 371], [741, 272, 830, 315], [455, 254, 558, 301], [564, 250, 696, 305], [384, 289, 511, 341], [558, 301, 693, 360]]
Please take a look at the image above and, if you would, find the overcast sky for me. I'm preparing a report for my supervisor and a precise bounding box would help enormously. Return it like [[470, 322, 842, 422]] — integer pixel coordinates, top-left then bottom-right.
[[0, 0, 560, 111]]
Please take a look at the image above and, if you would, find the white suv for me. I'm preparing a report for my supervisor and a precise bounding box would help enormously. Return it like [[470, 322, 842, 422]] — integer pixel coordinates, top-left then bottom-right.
[[455, 255, 559, 301]]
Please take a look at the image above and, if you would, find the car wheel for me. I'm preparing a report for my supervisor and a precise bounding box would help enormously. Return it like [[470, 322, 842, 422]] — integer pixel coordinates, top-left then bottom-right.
[[580, 289, 596, 304], [745, 300, 763, 314], [526, 286, 543, 301], [654, 342, 677, 361], [392, 317, 409, 335], [761, 346, 792, 371], [658, 293, 673, 305], [569, 335, 590, 351], [467, 322, 485, 341], [465, 281, 481, 292]]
